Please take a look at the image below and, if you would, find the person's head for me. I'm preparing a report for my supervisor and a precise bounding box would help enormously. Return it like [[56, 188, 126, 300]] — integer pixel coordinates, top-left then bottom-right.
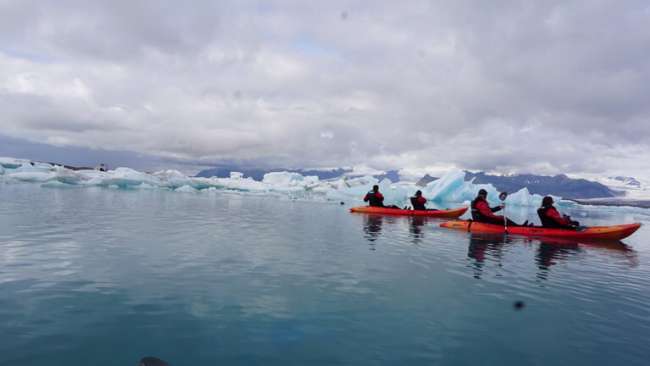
[[477, 189, 488, 198], [542, 196, 554, 208], [415, 190, 422, 197], [372, 185, 379, 192]]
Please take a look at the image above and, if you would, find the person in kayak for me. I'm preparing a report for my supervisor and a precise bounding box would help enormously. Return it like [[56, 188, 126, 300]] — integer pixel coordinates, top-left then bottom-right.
[[471, 189, 522, 226], [364, 185, 400, 208], [364, 185, 385, 207], [410, 190, 437, 211], [537, 196, 579, 229]]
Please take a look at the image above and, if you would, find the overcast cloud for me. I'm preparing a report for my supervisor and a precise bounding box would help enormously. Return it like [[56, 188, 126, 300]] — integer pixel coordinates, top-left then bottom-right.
[[1, 0, 649, 177]]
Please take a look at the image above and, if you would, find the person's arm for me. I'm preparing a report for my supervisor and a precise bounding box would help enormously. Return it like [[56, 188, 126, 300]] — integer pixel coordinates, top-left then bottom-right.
[[490, 205, 502, 213], [377, 193, 384, 203], [363, 193, 370, 202], [477, 201, 501, 219]]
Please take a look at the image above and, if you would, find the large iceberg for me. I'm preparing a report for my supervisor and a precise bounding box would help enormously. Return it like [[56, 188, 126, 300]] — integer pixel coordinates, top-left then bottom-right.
[[0, 157, 551, 207], [420, 169, 545, 207]]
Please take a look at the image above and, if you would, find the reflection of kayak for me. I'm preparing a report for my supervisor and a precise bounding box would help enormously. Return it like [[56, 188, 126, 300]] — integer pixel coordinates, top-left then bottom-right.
[[440, 220, 641, 241], [350, 206, 468, 218]]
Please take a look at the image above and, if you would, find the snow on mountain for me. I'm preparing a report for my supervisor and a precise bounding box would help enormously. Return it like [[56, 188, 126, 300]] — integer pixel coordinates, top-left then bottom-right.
[[597, 176, 650, 200]]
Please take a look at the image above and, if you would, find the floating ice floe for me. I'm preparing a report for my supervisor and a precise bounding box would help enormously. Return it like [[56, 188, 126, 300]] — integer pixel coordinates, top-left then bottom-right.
[[0, 156, 553, 206]]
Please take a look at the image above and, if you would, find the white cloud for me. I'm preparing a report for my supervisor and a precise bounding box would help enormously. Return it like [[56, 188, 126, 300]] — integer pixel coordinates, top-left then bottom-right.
[[0, 0, 649, 178]]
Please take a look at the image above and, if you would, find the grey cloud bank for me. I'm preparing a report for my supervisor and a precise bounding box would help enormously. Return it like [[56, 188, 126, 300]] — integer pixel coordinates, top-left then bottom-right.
[[1, 1, 649, 178]]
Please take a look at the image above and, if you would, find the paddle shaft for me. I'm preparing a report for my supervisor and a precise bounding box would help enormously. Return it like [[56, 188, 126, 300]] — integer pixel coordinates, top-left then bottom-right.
[[499, 192, 508, 234]]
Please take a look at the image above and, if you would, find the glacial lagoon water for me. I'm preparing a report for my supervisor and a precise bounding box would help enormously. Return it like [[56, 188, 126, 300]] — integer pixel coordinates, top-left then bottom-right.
[[1, 183, 650, 365]]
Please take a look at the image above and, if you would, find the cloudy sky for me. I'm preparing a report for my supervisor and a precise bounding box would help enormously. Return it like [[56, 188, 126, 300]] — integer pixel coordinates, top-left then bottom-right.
[[1, 1, 649, 177]]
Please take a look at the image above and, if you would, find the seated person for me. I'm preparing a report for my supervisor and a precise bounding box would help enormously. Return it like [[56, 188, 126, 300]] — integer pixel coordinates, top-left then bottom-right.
[[471, 189, 521, 226], [537, 196, 579, 229], [410, 190, 437, 211], [364, 185, 385, 207], [363, 185, 399, 208]]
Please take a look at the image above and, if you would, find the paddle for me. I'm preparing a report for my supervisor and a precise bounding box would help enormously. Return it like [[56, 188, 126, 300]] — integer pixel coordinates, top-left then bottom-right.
[[499, 191, 508, 233]]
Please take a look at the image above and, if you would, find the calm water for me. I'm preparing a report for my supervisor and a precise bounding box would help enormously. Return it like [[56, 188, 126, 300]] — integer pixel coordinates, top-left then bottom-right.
[[1, 184, 650, 365]]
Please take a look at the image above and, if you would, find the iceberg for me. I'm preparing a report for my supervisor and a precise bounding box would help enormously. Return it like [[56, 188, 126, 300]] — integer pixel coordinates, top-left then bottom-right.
[[175, 185, 199, 193], [0, 157, 553, 207]]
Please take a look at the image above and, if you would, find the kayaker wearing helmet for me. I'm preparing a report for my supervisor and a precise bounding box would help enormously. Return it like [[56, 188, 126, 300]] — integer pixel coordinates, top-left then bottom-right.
[[471, 189, 521, 226], [410, 190, 437, 211], [538, 196, 579, 229]]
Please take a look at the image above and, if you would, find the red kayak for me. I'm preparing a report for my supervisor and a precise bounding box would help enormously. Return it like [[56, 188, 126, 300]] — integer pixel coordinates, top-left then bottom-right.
[[350, 206, 468, 218], [440, 220, 641, 241]]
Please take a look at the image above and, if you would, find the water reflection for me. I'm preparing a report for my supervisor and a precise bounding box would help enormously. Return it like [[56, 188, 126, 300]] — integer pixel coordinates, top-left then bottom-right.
[[535, 241, 580, 280], [361, 215, 429, 246], [362, 215, 383, 249], [408, 216, 427, 244], [467, 234, 512, 279], [466, 233, 638, 280], [535, 238, 637, 279]]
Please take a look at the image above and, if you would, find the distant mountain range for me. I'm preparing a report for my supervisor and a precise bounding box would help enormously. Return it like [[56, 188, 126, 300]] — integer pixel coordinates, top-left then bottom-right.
[[196, 166, 622, 199], [464, 172, 618, 199]]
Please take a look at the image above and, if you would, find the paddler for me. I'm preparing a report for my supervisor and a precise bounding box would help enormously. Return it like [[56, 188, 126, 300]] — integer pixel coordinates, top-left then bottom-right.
[[364, 185, 400, 208], [537, 196, 579, 229], [410, 190, 437, 211], [364, 185, 384, 207], [471, 189, 522, 226]]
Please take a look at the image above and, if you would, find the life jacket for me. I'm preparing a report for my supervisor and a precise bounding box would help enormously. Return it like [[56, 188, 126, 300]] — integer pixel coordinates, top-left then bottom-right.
[[410, 196, 427, 210], [537, 206, 570, 228], [364, 191, 384, 207], [470, 197, 485, 221]]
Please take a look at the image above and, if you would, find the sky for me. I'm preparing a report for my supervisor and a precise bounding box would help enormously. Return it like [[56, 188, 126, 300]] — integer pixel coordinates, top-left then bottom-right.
[[1, 1, 649, 178]]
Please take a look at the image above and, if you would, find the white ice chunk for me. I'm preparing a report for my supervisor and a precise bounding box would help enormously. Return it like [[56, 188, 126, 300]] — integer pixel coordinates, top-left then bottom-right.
[[0, 156, 560, 207], [262, 171, 320, 193], [5, 171, 56, 182], [94, 167, 161, 188], [153, 170, 192, 189], [175, 185, 198, 193], [0, 157, 30, 169]]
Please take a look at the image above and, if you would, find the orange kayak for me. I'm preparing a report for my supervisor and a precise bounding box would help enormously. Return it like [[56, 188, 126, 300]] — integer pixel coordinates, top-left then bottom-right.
[[440, 220, 641, 241], [350, 206, 468, 218]]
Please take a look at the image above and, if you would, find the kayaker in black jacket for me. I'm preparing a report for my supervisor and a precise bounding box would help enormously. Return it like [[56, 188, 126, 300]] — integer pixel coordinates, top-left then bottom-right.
[[538, 196, 579, 229], [363, 185, 400, 209], [471, 189, 522, 226], [410, 190, 437, 211], [363, 185, 385, 207]]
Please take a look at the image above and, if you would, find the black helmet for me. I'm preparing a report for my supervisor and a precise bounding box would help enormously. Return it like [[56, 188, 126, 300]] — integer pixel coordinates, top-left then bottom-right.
[[372, 185, 379, 192], [478, 189, 488, 196], [415, 190, 422, 196]]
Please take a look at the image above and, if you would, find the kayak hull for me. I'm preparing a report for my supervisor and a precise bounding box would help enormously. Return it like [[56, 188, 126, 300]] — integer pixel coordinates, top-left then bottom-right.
[[440, 220, 642, 241], [350, 206, 468, 218]]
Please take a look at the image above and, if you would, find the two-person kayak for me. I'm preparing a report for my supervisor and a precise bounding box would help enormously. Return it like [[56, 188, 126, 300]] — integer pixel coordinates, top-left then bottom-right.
[[350, 206, 468, 218], [440, 220, 641, 241]]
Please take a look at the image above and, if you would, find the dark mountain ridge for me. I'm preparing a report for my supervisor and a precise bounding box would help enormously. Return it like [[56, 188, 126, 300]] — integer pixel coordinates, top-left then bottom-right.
[[465, 172, 618, 199]]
